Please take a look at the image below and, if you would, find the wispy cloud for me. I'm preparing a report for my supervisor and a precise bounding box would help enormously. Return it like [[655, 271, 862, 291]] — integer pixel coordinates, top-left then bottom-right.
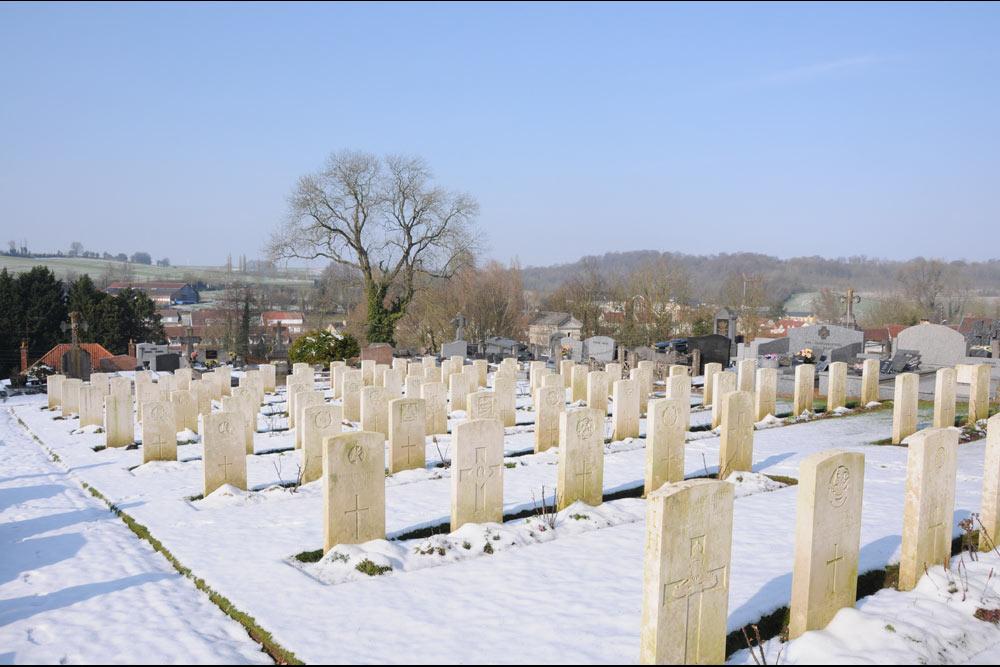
[[750, 55, 888, 87]]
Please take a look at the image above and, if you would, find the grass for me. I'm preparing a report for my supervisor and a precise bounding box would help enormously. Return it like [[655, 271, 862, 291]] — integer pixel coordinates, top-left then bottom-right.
[[70, 479, 301, 664], [295, 549, 324, 563], [354, 559, 392, 576], [764, 474, 798, 486]]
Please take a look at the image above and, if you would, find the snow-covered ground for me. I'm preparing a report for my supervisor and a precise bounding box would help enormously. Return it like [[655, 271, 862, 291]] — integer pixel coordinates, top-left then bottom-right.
[[1, 379, 997, 664], [0, 397, 271, 665]]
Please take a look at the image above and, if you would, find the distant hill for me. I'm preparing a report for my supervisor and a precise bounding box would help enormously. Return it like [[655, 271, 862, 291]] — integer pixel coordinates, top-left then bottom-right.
[[521, 251, 1000, 304]]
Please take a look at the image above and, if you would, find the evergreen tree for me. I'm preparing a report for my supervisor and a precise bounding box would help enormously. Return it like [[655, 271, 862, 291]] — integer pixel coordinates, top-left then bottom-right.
[[66, 274, 108, 342], [88, 296, 124, 354], [110, 288, 165, 354], [0, 268, 20, 377], [237, 294, 251, 362], [16, 266, 67, 353]]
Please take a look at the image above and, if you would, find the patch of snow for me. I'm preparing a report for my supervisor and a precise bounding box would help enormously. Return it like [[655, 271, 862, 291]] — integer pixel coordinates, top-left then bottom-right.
[[728, 550, 1000, 664], [298, 500, 645, 586], [723, 471, 788, 498]]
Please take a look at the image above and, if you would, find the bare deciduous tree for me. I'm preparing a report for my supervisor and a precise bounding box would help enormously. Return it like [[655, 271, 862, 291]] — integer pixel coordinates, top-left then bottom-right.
[[269, 150, 480, 344], [396, 261, 526, 352], [719, 272, 770, 340], [896, 258, 949, 321], [810, 287, 842, 324]]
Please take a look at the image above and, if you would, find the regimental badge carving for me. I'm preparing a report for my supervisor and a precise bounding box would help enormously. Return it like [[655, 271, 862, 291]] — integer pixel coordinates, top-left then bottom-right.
[[662, 405, 679, 427], [218, 420, 232, 434], [545, 391, 561, 407], [347, 444, 366, 465], [401, 403, 418, 422], [576, 417, 595, 439], [934, 446, 946, 471], [314, 410, 333, 429], [150, 404, 166, 422], [476, 396, 494, 415], [828, 465, 850, 508]]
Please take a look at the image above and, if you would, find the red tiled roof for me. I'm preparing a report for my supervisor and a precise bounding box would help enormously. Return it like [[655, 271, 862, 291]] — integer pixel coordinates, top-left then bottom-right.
[[864, 328, 891, 342], [163, 325, 208, 339], [190, 310, 229, 326], [959, 316, 992, 335], [30, 343, 113, 372], [100, 355, 139, 372], [865, 325, 911, 342]]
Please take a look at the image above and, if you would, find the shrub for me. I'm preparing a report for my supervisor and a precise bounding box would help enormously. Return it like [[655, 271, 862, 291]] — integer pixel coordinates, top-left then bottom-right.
[[288, 331, 360, 365]]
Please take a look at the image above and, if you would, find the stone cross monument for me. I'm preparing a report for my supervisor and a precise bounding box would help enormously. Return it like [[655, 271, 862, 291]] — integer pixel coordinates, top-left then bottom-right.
[[841, 288, 862, 330]]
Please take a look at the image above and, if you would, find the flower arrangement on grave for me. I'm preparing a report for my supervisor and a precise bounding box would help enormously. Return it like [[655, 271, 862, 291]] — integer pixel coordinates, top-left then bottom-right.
[[561, 345, 572, 359], [796, 348, 816, 364], [762, 354, 779, 360]]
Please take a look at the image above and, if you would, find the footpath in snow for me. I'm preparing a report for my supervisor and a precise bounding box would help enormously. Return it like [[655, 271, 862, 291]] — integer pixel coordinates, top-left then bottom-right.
[[0, 400, 272, 665]]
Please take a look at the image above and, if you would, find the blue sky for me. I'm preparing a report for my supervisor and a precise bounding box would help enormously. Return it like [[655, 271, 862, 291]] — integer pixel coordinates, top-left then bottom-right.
[[2, 2, 998, 269]]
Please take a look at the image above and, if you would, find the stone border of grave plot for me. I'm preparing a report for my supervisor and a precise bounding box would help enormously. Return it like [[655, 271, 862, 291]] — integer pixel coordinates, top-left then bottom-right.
[[9, 408, 302, 666]]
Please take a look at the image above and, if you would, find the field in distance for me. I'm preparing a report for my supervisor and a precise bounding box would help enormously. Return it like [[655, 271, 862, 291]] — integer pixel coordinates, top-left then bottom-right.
[[0, 255, 316, 287]]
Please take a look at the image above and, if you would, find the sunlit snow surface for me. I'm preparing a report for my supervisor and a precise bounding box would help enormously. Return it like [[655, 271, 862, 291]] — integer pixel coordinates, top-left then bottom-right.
[[1, 373, 996, 663]]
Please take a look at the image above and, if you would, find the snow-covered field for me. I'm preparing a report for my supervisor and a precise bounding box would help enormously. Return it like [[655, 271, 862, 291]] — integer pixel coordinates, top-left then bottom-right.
[[2, 375, 999, 664]]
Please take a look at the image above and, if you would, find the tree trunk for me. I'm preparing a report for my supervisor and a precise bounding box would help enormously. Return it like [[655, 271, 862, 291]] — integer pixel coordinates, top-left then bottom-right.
[[365, 280, 409, 345]]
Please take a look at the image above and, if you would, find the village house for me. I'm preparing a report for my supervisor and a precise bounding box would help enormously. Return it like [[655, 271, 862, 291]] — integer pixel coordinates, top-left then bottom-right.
[[106, 282, 199, 306]]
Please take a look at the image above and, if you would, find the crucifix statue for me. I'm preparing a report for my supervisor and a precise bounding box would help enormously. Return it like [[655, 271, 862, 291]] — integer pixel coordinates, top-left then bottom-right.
[[179, 326, 202, 362], [840, 288, 862, 330], [450, 313, 468, 342], [69, 311, 81, 348]]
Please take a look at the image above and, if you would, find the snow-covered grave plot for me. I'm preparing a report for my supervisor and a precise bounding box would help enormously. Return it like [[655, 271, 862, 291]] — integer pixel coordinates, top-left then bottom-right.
[[0, 396, 271, 665], [3, 367, 999, 664]]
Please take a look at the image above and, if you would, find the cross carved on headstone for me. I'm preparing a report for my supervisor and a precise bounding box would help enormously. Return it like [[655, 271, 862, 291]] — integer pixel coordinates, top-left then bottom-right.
[[826, 543, 843, 596], [345, 494, 370, 540], [402, 434, 420, 464], [663, 535, 728, 664]]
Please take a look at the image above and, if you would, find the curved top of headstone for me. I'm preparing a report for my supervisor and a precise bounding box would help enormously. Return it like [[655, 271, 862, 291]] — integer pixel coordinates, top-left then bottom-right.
[[896, 323, 966, 367]]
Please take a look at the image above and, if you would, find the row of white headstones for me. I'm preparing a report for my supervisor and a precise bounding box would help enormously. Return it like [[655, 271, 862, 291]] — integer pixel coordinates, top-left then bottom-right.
[[44, 357, 999, 664]]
